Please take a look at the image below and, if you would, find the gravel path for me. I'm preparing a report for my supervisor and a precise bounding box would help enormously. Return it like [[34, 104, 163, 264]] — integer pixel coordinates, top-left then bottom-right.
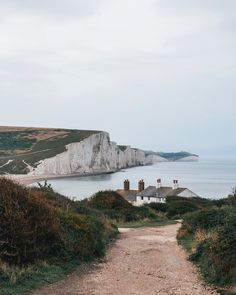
[[33, 224, 217, 295]]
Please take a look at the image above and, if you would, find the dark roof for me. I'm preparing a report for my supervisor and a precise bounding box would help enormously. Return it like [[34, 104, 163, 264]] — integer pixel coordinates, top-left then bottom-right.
[[138, 186, 194, 198], [117, 186, 199, 200], [137, 186, 157, 197], [156, 187, 173, 197], [138, 186, 173, 198], [166, 188, 186, 196], [116, 189, 138, 202], [166, 188, 199, 197]]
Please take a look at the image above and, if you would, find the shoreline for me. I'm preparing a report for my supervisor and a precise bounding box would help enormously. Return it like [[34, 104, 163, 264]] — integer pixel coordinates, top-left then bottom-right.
[[3, 158, 199, 187], [4, 163, 152, 186], [5, 170, 117, 186]]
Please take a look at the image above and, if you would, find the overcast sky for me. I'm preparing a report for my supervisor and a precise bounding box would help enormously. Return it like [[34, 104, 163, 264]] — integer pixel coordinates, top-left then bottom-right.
[[0, 0, 235, 156]]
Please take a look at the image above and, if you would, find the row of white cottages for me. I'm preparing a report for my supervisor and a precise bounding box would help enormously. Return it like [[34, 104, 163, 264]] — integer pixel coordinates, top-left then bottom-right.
[[117, 179, 199, 206]]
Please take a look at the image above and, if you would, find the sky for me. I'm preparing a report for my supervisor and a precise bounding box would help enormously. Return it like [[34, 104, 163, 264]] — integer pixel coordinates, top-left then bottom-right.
[[0, 0, 236, 157]]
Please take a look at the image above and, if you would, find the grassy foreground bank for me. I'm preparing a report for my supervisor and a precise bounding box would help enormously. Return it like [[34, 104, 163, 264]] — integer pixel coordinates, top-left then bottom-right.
[[177, 194, 236, 295], [0, 180, 172, 294], [0, 179, 118, 294], [1, 177, 234, 294]]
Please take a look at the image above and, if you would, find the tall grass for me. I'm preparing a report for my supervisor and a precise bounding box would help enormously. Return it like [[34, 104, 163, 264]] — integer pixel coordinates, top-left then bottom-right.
[[178, 204, 236, 285], [0, 178, 118, 294]]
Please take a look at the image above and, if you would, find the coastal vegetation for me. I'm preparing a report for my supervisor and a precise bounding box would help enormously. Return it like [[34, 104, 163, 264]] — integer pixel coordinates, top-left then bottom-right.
[[82, 190, 166, 224], [177, 192, 236, 294], [0, 180, 168, 294], [147, 195, 213, 219], [0, 178, 116, 294], [1, 177, 235, 294]]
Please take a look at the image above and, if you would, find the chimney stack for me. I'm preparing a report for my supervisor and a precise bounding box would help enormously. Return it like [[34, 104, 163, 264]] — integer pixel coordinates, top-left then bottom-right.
[[138, 179, 145, 192], [173, 180, 179, 190], [124, 179, 130, 191], [157, 178, 162, 188]]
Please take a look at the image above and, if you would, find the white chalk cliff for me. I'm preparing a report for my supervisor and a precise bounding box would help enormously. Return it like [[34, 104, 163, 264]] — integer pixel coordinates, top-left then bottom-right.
[[176, 156, 199, 162], [29, 132, 148, 176]]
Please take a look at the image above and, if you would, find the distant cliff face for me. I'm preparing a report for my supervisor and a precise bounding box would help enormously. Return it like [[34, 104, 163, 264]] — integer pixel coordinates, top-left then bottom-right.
[[176, 156, 199, 162], [29, 132, 146, 176], [0, 126, 199, 176], [145, 154, 169, 164]]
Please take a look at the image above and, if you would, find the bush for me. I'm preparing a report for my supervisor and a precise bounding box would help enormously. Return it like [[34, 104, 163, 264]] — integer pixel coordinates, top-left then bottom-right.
[[182, 207, 235, 233], [166, 200, 198, 219], [180, 206, 236, 284], [88, 190, 132, 210], [0, 178, 61, 266], [0, 178, 118, 270], [59, 213, 107, 259], [190, 221, 236, 284], [86, 190, 157, 222], [148, 202, 167, 212]]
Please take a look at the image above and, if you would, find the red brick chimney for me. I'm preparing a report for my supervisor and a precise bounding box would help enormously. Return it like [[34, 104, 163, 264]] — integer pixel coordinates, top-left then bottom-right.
[[124, 179, 130, 191], [138, 179, 145, 192]]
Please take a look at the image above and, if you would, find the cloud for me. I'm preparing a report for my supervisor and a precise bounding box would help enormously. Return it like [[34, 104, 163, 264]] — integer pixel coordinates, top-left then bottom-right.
[[0, 0, 235, 154], [0, 0, 106, 20]]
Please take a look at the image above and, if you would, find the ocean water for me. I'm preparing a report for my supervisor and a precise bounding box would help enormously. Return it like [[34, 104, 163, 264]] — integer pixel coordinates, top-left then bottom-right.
[[45, 158, 236, 200]]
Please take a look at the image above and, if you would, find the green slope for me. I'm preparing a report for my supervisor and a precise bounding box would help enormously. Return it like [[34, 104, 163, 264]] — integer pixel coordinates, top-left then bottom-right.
[[0, 127, 99, 174]]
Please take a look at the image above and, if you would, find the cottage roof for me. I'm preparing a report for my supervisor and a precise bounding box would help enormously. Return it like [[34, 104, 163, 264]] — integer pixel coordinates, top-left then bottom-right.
[[137, 186, 157, 197], [166, 188, 186, 196], [156, 187, 173, 197], [166, 188, 199, 197], [117, 185, 199, 201], [138, 186, 174, 198], [138, 186, 192, 198], [116, 189, 138, 202]]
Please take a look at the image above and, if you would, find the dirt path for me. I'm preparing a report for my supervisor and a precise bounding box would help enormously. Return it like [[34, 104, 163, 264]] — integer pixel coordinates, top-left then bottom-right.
[[33, 224, 217, 295]]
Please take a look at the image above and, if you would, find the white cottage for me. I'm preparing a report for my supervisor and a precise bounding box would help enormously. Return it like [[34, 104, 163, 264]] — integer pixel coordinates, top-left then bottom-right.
[[117, 179, 199, 206]]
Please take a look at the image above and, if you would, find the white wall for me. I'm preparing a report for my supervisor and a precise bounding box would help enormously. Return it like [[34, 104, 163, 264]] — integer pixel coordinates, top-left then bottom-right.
[[136, 195, 166, 206]]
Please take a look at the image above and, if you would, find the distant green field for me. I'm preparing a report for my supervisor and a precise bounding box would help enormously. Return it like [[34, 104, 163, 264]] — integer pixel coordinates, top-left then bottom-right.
[[0, 127, 99, 174]]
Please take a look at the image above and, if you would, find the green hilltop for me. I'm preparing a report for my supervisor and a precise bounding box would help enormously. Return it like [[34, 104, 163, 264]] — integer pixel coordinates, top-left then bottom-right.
[[0, 126, 199, 175], [0, 126, 99, 174]]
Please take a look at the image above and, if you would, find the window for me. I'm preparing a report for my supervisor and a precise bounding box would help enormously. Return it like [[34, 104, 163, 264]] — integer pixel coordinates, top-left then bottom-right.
[[148, 197, 150, 201], [141, 196, 143, 200]]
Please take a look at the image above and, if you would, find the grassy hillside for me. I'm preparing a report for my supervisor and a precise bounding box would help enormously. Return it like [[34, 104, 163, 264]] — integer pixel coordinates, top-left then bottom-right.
[[0, 126, 99, 174]]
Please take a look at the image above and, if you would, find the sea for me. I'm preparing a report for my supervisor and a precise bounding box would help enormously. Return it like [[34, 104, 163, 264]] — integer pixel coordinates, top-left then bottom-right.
[[43, 158, 236, 201]]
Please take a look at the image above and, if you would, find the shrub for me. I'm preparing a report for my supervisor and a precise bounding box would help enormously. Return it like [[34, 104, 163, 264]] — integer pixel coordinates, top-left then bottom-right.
[[0, 178, 118, 269], [148, 202, 167, 212], [166, 200, 198, 219], [88, 190, 132, 210], [59, 213, 106, 259], [190, 223, 236, 284], [180, 206, 236, 284], [182, 207, 235, 233], [0, 178, 61, 266]]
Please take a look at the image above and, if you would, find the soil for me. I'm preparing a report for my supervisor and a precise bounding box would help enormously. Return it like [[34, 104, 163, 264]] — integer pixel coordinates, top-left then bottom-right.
[[33, 224, 217, 295]]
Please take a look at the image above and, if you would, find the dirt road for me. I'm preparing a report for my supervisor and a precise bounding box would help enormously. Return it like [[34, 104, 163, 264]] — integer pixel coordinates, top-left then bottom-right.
[[33, 224, 217, 295]]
